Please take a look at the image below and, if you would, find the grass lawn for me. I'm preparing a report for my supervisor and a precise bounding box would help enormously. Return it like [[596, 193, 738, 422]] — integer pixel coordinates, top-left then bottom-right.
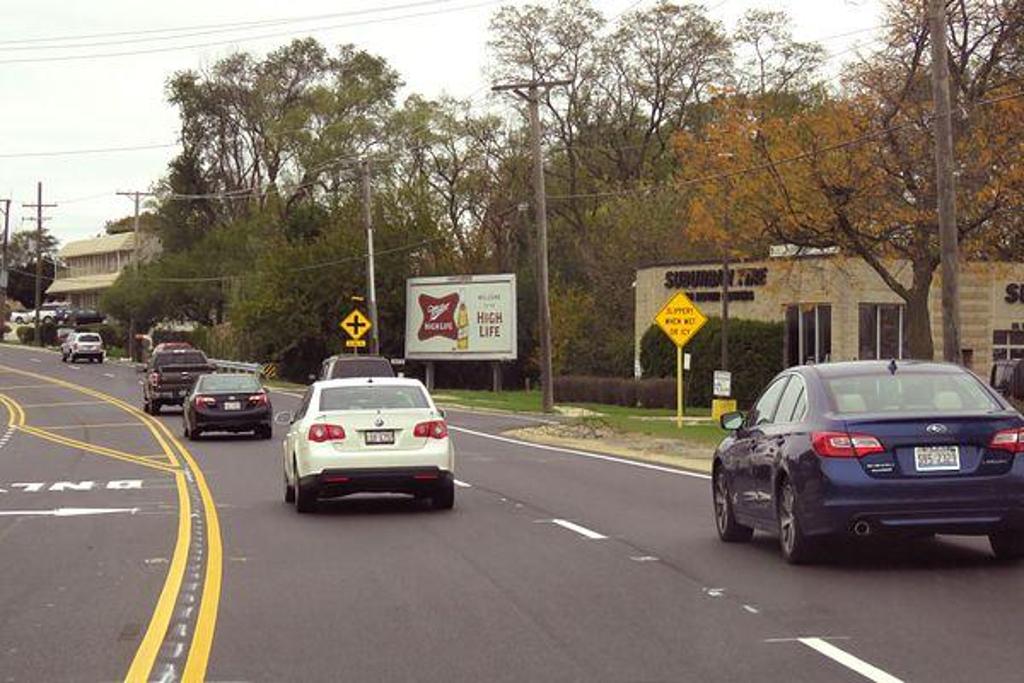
[[434, 389, 725, 447]]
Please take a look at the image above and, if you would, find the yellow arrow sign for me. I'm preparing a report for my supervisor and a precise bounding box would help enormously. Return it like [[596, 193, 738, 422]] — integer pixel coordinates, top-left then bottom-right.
[[654, 291, 708, 348], [340, 309, 372, 341]]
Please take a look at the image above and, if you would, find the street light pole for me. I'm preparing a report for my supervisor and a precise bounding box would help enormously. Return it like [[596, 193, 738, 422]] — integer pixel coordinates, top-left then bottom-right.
[[492, 78, 571, 413], [0, 200, 10, 339]]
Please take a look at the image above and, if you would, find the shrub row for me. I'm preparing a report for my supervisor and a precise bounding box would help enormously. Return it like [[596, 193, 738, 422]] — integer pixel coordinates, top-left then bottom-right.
[[553, 375, 678, 409], [640, 316, 784, 408]]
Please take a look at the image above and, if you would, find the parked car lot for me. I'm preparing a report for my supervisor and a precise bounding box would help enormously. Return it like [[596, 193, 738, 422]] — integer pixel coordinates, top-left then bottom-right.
[[280, 377, 454, 513], [183, 373, 272, 440], [712, 360, 1024, 564]]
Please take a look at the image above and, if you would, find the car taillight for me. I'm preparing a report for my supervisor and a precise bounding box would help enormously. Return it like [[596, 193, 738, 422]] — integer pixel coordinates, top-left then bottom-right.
[[811, 431, 885, 458], [414, 420, 448, 439], [308, 423, 345, 443], [989, 428, 1024, 454], [148, 372, 160, 386], [248, 393, 268, 406], [195, 395, 216, 407]]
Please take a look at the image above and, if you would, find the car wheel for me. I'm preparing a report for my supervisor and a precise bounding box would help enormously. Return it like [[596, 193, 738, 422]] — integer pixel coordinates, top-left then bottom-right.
[[777, 477, 818, 564], [294, 458, 317, 514], [431, 477, 455, 511], [258, 424, 273, 440], [713, 467, 753, 543], [60, 353, 67, 363], [151, 401, 161, 415], [143, 399, 152, 415], [989, 531, 1024, 560], [97, 357, 104, 364]]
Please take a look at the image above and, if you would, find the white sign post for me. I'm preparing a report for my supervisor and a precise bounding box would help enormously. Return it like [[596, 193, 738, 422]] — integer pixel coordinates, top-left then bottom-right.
[[713, 370, 732, 398]]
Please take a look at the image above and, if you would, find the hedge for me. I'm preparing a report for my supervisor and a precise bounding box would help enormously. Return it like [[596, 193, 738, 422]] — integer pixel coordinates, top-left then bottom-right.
[[640, 316, 784, 408], [16, 322, 58, 346], [553, 376, 677, 409]]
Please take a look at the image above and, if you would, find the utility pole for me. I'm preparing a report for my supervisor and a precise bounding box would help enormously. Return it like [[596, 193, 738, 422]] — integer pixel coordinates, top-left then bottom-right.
[[928, 0, 961, 364], [117, 190, 154, 361], [360, 161, 380, 356], [23, 182, 56, 346], [0, 199, 10, 339], [493, 78, 571, 413], [721, 255, 729, 371]]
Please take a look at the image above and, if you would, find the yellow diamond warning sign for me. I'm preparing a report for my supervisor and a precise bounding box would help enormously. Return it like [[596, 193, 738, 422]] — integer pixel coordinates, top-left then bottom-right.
[[340, 309, 372, 340], [654, 291, 708, 348]]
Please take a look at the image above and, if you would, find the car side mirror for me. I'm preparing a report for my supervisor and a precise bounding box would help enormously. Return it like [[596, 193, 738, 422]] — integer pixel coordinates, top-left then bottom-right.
[[720, 411, 745, 431], [274, 411, 294, 425]]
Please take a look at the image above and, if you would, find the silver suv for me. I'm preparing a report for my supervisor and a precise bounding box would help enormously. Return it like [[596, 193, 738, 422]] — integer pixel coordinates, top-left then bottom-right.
[[61, 332, 105, 363]]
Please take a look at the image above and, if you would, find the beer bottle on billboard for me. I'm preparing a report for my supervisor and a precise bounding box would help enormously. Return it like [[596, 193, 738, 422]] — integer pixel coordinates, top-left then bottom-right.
[[456, 302, 469, 350]]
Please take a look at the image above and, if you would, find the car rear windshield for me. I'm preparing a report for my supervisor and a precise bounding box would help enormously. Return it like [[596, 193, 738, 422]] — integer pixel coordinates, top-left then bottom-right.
[[154, 351, 208, 368], [824, 372, 1001, 414], [197, 375, 260, 393], [76, 334, 101, 343], [328, 358, 395, 379], [319, 386, 429, 411]]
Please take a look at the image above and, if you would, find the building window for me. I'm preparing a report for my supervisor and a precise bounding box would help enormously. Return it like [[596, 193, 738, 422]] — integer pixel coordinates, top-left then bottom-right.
[[859, 303, 908, 360], [785, 304, 831, 366], [993, 329, 1024, 360]]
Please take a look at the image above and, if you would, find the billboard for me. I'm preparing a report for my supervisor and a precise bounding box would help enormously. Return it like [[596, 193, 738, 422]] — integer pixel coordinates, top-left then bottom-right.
[[405, 274, 517, 361]]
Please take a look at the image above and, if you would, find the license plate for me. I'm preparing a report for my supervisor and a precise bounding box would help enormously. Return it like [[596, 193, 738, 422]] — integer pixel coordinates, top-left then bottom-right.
[[365, 430, 394, 445], [223, 401, 242, 411], [914, 445, 960, 472]]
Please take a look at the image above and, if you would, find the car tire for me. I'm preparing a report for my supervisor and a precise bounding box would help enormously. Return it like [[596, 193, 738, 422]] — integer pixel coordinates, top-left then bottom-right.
[[257, 424, 273, 440], [431, 477, 455, 511], [294, 457, 317, 513], [989, 531, 1024, 560], [60, 353, 67, 363], [151, 401, 161, 415], [143, 399, 152, 415], [713, 467, 753, 543], [777, 476, 818, 564]]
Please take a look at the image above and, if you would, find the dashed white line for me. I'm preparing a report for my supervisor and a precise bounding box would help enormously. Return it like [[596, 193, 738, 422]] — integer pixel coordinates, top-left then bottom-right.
[[103, 373, 115, 378], [547, 518, 608, 540], [450, 426, 711, 480], [742, 604, 760, 614], [29, 358, 40, 363], [794, 638, 904, 683], [454, 479, 472, 488]]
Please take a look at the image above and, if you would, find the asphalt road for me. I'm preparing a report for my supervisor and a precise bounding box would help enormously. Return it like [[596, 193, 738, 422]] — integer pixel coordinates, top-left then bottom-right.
[[1, 345, 1022, 682]]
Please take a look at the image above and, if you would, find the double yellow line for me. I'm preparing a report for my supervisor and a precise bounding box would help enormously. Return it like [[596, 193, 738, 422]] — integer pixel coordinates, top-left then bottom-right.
[[0, 364, 222, 682]]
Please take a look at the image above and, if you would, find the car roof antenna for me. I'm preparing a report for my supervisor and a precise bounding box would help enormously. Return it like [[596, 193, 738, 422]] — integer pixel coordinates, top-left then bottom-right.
[[888, 358, 898, 375]]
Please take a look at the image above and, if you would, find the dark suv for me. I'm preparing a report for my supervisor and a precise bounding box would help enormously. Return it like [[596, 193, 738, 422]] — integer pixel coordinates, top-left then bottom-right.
[[142, 349, 214, 414], [317, 355, 395, 381]]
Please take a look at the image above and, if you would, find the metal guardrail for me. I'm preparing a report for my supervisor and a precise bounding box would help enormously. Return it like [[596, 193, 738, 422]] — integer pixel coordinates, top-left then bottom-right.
[[210, 359, 263, 374]]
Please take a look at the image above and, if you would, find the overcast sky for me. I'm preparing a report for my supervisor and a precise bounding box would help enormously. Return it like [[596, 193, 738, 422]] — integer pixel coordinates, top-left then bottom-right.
[[0, 0, 881, 246]]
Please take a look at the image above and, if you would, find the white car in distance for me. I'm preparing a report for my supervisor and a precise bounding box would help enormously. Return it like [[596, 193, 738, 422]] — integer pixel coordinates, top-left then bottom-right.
[[280, 377, 455, 513]]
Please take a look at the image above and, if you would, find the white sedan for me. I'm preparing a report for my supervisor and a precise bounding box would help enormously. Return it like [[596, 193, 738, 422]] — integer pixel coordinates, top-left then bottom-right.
[[281, 377, 455, 513]]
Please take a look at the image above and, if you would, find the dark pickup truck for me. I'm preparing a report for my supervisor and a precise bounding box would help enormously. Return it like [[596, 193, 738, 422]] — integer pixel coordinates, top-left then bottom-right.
[[142, 349, 214, 414]]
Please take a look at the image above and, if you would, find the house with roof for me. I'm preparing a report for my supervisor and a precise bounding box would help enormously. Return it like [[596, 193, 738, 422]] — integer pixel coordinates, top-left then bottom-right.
[[46, 232, 160, 309]]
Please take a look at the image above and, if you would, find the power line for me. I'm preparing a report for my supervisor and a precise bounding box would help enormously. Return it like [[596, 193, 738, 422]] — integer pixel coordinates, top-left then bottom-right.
[[0, 0, 503, 65], [0, 0, 468, 51], [0, 142, 176, 159]]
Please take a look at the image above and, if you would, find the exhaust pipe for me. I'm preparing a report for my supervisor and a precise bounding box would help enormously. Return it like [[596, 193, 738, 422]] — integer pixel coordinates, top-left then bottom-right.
[[852, 520, 872, 537]]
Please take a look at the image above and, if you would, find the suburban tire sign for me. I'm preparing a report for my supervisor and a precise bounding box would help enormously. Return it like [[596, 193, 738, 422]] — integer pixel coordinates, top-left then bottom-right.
[[404, 274, 518, 361]]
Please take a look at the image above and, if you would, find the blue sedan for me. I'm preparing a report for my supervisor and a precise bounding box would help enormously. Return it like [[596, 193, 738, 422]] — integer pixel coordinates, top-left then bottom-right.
[[712, 361, 1024, 563]]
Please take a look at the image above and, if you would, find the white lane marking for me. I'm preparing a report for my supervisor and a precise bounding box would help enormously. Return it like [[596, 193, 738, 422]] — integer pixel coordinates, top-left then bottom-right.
[[703, 587, 726, 598], [547, 518, 608, 540], [0, 507, 140, 517], [103, 373, 115, 378], [454, 479, 472, 488], [68, 366, 80, 371], [450, 426, 711, 480], [29, 358, 40, 363], [797, 638, 904, 683], [743, 604, 760, 614]]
